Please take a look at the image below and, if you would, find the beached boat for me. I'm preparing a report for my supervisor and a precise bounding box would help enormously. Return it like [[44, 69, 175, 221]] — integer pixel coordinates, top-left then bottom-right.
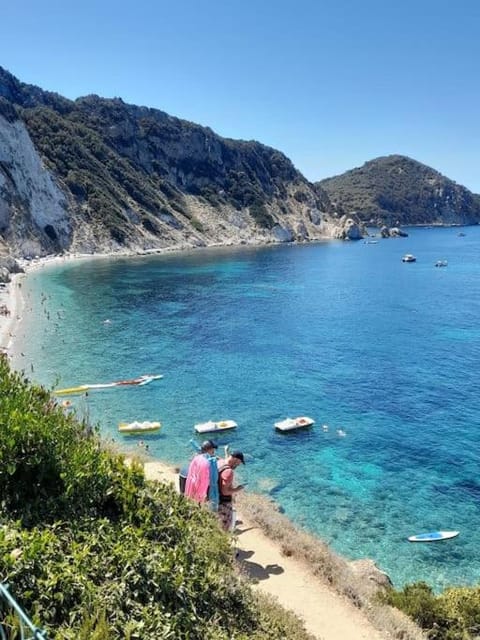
[[55, 374, 163, 396], [402, 254, 416, 263], [274, 416, 315, 432], [118, 420, 161, 435], [194, 419, 238, 434]]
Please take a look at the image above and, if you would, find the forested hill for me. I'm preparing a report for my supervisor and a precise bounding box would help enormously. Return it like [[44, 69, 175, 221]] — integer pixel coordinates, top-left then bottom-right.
[[317, 155, 480, 226], [0, 65, 355, 262]]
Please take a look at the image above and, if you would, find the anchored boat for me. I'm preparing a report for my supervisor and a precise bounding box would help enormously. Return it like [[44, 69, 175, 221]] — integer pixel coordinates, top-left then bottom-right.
[[194, 419, 238, 434], [274, 416, 315, 432], [118, 420, 161, 435]]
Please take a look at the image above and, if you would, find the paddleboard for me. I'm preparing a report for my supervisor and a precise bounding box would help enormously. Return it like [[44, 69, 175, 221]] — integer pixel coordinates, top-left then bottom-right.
[[408, 531, 459, 542]]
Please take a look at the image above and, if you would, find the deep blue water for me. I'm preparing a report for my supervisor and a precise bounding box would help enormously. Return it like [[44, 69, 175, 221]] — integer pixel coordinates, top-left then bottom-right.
[[15, 227, 480, 590]]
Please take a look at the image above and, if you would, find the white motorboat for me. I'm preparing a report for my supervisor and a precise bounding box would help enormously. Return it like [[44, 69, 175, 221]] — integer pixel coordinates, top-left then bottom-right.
[[402, 254, 416, 263], [194, 419, 238, 434], [435, 259, 448, 267], [274, 416, 315, 432]]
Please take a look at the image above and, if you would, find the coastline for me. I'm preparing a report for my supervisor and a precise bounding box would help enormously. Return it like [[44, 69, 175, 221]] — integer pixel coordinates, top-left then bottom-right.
[[0, 272, 24, 357], [142, 457, 420, 640], [0, 249, 422, 639]]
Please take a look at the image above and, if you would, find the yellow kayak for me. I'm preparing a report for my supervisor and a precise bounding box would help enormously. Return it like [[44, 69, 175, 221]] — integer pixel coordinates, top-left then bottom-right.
[[55, 384, 92, 396], [118, 420, 161, 435]]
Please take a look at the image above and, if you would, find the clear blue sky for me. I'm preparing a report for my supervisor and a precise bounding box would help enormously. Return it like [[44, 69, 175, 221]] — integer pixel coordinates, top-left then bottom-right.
[[1, 0, 479, 191]]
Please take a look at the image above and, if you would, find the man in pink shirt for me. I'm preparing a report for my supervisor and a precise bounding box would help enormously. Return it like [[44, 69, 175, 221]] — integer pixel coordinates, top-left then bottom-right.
[[217, 451, 246, 532], [184, 440, 217, 503]]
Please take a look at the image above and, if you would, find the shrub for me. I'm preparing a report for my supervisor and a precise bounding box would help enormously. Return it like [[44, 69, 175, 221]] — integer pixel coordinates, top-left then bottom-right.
[[191, 217, 205, 233], [249, 202, 274, 229], [383, 581, 480, 639]]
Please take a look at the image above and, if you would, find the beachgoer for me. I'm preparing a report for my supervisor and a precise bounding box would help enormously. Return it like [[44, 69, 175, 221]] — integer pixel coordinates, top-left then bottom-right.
[[217, 451, 246, 532], [185, 439, 218, 505]]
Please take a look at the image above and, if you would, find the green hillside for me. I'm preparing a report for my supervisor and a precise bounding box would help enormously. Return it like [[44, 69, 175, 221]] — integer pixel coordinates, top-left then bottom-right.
[[318, 155, 480, 226], [0, 66, 333, 256]]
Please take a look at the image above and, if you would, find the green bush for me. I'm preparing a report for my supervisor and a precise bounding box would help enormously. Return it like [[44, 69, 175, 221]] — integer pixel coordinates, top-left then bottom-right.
[[383, 581, 480, 639], [191, 217, 205, 233], [383, 582, 444, 629]]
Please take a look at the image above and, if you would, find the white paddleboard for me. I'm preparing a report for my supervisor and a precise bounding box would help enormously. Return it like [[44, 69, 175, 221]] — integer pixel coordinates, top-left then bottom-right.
[[408, 531, 459, 542]]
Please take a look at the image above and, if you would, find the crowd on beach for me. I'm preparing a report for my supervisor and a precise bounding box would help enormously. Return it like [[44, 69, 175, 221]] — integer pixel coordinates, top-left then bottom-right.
[[180, 439, 246, 532]]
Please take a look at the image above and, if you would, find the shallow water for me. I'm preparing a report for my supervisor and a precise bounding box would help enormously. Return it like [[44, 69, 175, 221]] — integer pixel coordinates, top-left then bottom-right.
[[16, 227, 480, 589]]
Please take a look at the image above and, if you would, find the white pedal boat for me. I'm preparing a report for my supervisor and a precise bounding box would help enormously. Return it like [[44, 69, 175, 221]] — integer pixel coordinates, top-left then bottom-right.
[[275, 416, 315, 432], [194, 419, 238, 434]]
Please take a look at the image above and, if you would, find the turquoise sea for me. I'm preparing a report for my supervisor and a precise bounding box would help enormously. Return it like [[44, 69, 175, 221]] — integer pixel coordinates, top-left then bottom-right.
[[15, 227, 480, 590]]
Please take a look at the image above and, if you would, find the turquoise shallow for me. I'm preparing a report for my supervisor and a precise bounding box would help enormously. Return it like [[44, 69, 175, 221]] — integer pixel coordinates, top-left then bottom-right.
[[16, 227, 480, 590]]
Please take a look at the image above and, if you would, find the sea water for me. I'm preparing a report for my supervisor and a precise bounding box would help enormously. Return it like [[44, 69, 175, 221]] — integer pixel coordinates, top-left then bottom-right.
[[14, 227, 480, 590]]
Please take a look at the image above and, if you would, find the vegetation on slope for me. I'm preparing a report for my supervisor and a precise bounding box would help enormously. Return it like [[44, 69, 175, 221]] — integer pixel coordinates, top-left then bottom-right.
[[0, 355, 312, 639], [383, 581, 480, 640], [22, 105, 182, 246], [0, 65, 332, 256], [318, 155, 480, 226]]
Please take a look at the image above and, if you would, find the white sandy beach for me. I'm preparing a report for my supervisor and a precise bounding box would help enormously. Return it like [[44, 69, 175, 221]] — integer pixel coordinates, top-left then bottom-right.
[[0, 253, 403, 640], [0, 252, 119, 363], [0, 274, 23, 356]]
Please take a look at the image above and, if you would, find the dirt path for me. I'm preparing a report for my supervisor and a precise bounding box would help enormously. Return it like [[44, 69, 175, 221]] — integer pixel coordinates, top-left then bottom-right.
[[235, 516, 384, 639], [143, 461, 385, 640]]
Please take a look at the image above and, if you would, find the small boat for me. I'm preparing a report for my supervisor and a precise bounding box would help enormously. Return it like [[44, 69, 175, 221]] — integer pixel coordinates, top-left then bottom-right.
[[408, 531, 459, 543], [434, 260, 448, 267], [402, 254, 416, 263], [275, 416, 315, 432], [118, 420, 161, 435], [194, 419, 238, 434], [55, 374, 163, 396], [115, 375, 163, 386]]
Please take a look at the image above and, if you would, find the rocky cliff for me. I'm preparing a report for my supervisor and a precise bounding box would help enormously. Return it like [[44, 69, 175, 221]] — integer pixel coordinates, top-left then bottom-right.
[[317, 155, 480, 227], [0, 66, 360, 265]]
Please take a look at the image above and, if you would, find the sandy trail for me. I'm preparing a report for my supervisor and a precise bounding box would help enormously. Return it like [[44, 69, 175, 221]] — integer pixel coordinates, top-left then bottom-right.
[[144, 461, 385, 640]]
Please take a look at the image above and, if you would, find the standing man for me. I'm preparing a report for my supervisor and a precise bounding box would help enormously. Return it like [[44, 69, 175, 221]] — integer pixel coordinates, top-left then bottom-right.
[[185, 439, 218, 505], [217, 451, 246, 532]]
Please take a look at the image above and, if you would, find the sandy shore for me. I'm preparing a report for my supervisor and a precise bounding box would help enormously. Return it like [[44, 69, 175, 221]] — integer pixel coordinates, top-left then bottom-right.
[[0, 252, 121, 362], [143, 460, 386, 640], [0, 273, 24, 356]]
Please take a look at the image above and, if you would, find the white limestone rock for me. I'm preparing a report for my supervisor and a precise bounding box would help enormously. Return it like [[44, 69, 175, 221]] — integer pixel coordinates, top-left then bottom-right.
[[0, 114, 71, 254]]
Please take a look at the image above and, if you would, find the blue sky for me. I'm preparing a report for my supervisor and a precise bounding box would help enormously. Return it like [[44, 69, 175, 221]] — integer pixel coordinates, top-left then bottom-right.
[[1, 0, 479, 191]]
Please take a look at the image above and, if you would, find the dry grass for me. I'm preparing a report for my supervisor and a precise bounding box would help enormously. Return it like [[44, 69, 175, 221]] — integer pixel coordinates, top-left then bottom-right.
[[236, 492, 426, 640]]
